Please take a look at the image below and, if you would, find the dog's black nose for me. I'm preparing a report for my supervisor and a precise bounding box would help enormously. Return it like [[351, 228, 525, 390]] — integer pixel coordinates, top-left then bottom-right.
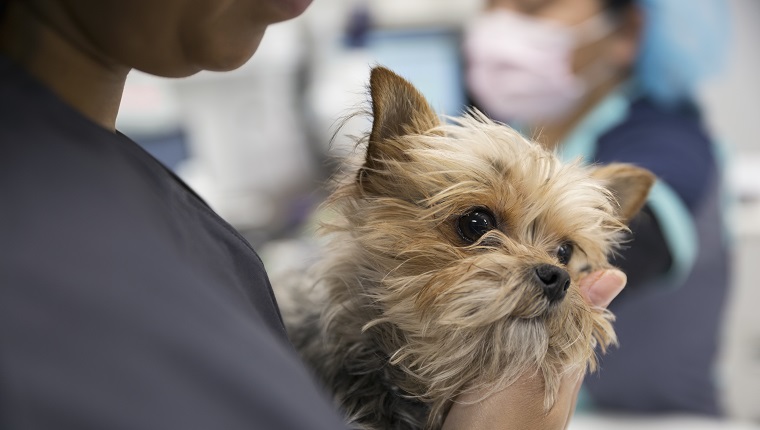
[[534, 264, 571, 303]]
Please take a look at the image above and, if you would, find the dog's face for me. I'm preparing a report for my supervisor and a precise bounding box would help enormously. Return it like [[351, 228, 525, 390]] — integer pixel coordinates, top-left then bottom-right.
[[323, 67, 653, 418]]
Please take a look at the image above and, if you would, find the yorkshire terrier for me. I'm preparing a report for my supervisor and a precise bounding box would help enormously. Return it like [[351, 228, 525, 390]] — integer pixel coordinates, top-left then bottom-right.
[[275, 67, 654, 430]]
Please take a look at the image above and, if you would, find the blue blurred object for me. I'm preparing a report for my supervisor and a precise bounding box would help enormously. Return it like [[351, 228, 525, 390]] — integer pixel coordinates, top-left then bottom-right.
[[635, 0, 730, 105], [345, 5, 372, 49], [131, 132, 188, 171]]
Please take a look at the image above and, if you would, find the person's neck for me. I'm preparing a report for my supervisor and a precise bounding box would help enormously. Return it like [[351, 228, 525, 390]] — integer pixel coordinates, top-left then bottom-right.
[[530, 74, 627, 151], [0, 2, 128, 131]]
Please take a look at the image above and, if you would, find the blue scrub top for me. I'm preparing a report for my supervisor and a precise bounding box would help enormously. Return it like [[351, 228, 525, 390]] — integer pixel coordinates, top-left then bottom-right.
[[0, 54, 349, 429], [567, 84, 730, 415]]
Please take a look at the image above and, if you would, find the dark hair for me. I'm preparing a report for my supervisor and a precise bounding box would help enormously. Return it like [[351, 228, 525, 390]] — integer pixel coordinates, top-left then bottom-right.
[[604, 0, 635, 13]]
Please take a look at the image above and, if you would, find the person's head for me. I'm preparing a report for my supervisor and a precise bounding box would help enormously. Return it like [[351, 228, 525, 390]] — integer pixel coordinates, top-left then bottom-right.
[[0, 0, 312, 77], [463, 0, 728, 127]]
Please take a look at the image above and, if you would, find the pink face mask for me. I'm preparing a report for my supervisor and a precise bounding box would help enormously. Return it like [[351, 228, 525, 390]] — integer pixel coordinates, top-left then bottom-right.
[[463, 9, 614, 126]]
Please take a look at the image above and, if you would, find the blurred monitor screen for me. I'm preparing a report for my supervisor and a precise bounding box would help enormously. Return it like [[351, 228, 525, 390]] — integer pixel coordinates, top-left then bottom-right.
[[364, 28, 467, 117]]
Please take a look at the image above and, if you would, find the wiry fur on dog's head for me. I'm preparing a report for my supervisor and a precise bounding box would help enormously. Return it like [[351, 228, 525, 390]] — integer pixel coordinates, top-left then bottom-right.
[[314, 67, 654, 428]]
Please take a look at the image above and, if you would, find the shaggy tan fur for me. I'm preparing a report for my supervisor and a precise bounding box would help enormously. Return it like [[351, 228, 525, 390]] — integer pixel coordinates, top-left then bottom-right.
[[276, 67, 654, 430]]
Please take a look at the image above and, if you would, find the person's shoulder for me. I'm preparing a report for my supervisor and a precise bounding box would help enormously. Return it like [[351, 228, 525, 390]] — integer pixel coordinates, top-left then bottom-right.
[[604, 97, 712, 151], [595, 96, 716, 175], [0, 55, 168, 227], [0, 62, 177, 276], [0, 108, 164, 234], [596, 97, 718, 212]]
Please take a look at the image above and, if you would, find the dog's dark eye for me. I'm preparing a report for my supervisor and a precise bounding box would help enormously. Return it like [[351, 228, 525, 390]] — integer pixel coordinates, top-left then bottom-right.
[[457, 209, 497, 243], [556, 242, 574, 265]]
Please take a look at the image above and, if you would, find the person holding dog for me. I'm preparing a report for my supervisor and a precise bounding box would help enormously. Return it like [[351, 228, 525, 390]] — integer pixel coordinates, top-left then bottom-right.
[[464, 0, 730, 416], [0, 0, 625, 428]]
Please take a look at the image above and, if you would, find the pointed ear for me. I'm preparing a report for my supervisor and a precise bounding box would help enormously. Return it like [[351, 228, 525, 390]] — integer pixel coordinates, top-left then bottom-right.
[[364, 67, 440, 170], [591, 163, 656, 224]]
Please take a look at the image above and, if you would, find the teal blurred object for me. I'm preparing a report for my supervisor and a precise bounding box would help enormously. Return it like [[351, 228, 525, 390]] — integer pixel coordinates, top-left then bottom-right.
[[576, 386, 595, 412]]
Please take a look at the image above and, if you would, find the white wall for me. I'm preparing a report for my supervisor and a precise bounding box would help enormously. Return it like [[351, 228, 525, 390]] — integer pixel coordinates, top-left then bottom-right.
[[704, 0, 760, 422]]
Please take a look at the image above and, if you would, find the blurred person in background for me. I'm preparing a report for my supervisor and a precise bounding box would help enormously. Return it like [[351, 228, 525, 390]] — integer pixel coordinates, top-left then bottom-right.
[[0, 0, 626, 428], [464, 0, 730, 416]]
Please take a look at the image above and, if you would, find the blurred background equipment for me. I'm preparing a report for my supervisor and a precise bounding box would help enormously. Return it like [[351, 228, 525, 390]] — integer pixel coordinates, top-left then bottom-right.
[[119, 20, 317, 241]]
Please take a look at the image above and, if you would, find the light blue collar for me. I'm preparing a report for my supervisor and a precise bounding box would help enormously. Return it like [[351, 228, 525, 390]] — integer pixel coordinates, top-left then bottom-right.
[[559, 82, 638, 163]]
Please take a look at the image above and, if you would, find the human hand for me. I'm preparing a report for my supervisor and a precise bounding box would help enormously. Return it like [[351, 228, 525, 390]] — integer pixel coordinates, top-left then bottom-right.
[[441, 269, 627, 430]]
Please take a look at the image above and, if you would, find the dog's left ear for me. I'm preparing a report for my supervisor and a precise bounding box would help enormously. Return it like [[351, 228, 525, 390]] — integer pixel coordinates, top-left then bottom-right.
[[591, 163, 656, 224], [364, 66, 441, 172]]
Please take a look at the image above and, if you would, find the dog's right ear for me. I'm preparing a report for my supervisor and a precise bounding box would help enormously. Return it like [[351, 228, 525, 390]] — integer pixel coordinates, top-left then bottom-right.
[[362, 67, 440, 176], [591, 163, 656, 224]]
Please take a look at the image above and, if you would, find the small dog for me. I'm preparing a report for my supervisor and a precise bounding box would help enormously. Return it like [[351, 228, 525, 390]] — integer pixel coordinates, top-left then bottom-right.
[[276, 67, 654, 430]]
